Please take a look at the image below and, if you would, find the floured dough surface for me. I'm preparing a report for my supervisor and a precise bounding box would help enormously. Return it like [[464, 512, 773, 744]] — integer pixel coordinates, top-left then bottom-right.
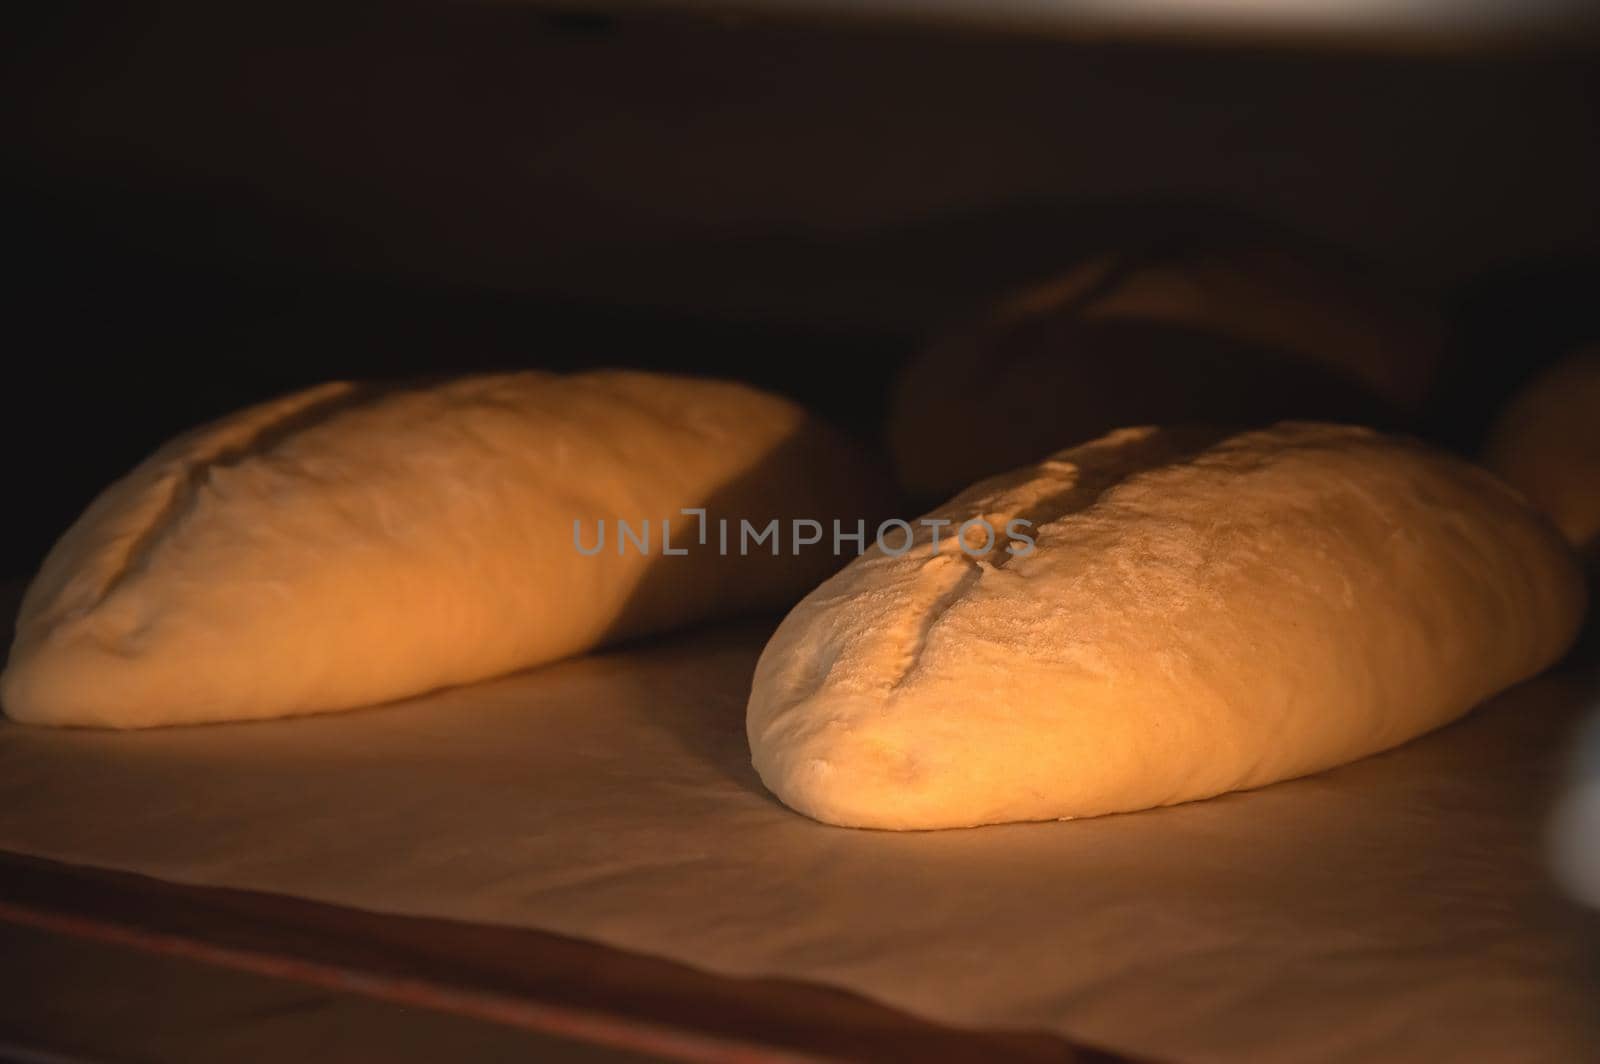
[[3, 370, 887, 728], [749, 423, 1584, 830], [1485, 347, 1600, 559], [888, 247, 1442, 498]]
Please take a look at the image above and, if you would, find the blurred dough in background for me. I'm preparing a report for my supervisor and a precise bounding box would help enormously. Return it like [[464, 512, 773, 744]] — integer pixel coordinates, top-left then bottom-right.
[[2, 371, 892, 729], [1484, 346, 1600, 560], [888, 243, 1444, 500]]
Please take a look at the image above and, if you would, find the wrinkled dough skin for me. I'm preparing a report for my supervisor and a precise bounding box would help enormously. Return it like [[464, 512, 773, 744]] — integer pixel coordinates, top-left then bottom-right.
[[748, 423, 1585, 830], [3, 371, 888, 728]]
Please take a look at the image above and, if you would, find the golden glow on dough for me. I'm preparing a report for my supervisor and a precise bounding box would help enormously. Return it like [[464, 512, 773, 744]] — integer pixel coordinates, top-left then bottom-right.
[[749, 423, 1585, 830], [2, 371, 887, 728]]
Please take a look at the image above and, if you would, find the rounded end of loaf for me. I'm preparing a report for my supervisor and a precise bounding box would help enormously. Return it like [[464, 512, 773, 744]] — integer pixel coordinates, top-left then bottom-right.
[[749, 693, 963, 831], [749, 685, 1103, 831], [2, 634, 165, 729]]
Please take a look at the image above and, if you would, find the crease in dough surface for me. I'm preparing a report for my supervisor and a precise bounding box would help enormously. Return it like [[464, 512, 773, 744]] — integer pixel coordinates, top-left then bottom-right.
[[748, 423, 1585, 830], [4, 370, 888, 728]]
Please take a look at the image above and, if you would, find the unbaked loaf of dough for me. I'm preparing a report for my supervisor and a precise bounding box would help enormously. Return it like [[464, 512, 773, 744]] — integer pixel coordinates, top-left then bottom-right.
[[749, 423, 1584, 830], [1484, 347, 1600, 559], [888, 247, 1443, 499], [4, 371, 888, 728]]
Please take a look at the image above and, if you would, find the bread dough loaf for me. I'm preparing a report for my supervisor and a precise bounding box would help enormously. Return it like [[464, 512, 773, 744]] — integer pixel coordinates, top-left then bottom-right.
[[3, 371, 888, 728], [749, 423, 1584, 830], [888, 247, 1443, 499], [1484, 347, 1600, 559]]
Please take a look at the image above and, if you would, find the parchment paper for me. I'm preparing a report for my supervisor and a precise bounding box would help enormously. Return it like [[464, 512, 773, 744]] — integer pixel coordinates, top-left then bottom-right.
[[2, 619, 1597, 1063]]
